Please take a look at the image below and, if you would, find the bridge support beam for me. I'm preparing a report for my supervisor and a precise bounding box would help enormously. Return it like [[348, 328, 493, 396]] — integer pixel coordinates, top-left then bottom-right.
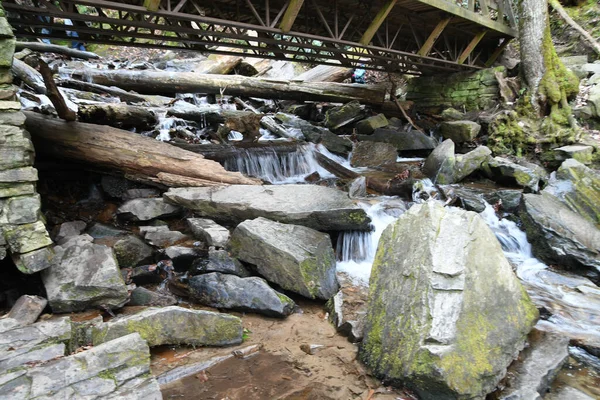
[[458, 31, 486, 64], [417, 17, 451, 57], [359, 0, 398, 45], [280, 0, 305, 33]]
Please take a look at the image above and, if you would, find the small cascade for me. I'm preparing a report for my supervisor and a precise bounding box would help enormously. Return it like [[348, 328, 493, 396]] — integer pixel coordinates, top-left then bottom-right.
[[155, 112, 195, 142], [336, 201, 401, 284]]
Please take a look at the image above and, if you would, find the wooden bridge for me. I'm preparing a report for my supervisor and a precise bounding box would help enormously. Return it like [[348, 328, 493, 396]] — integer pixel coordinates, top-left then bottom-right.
[[3, 0, 517, 75]]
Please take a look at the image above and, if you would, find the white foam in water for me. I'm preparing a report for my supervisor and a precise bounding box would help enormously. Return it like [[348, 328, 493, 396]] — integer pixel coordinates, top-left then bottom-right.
[[227, 130, 243, 141], [396, 156, 425, 163]]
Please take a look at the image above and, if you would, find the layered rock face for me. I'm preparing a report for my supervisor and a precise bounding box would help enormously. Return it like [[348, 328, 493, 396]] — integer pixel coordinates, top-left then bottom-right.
[[360, 201, 538, 399]]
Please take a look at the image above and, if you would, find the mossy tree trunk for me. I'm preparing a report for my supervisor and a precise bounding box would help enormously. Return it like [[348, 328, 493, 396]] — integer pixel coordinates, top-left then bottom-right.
[[519, 0, 579, 127]]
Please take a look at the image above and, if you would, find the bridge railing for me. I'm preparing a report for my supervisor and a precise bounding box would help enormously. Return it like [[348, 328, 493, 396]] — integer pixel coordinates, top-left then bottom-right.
[[450, 0, 517, 28]]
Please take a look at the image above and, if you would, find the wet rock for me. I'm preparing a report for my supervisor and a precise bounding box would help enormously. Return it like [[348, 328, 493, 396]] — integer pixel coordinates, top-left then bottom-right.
[[520, 193, 600, 279], [11, 246, 55, 274], [192, 247, 250, 277], [187, 218, 230, 248], [92, 306, 243, 347], [483, 156, 548, 192], [543, 159, 600, 228], [0, 332, 162, 400], [484, 189, 523, 214], [164, 184, 370, 231], [423, 138, 455, 183], [274, 113, 352, 155], [54, 220, 86, 244], [117, 198, 181, 222], [113, 235, 154, 268], [188, 272, 295, 318], [440, 120, 481, 143], [360, 201, 538, 399], [348, 177, 367, 199], [143, 228, 189, 248], [350, 142, 398, 168], [324, 100, 364, 130], [164, 245, 203, 270], [86, 222, 128, 239], [230, 217, 339, 300], [497, 328, 569, 400], [42, 235, 129, 313], [128, 287, 177, 307], [553, 145, 594, 165], [318, 129, 353, 155], [358, 128, 437, 151], [355, 113, 388, 135]]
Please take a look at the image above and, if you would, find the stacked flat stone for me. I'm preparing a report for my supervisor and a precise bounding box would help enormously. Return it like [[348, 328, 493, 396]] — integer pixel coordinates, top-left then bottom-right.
[[0, 8, 52, 272]]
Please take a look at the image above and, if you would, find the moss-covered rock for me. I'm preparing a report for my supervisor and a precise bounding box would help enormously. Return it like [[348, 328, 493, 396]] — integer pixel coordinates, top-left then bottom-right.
[[324, 100, 364, 130], [355, 113, 388, 135], [92, 306, 243, 347], [360, 201, 538, 399], [483, 156, 548, 192], [4, 220, 52, 254], [440, 121, 481, 143]]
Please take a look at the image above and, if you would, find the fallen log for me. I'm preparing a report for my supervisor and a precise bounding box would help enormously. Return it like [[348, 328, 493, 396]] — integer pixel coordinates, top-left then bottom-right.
[[173, 141, 301, 162], [196, 55, 243, 74], [77, 103, 158, 130], [295, 65, 353, 83], [58, 68, 387, 105], [57, 78, 150, 104], [12, 58, 46, 94], [315, 152, 413, 197], [24, 111, 261, 186], [15, 41, 100, 59], [234, 97, 300, 140]]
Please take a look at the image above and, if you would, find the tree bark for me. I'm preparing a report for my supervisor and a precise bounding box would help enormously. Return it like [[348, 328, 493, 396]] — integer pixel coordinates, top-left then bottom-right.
[[58, 68, 387, 105], [295, 65, 353, 83], [57, 78, 150, 104], [24, 111, 261, 186], [15, 41, 100, 59], [77, 103, 158, 130]]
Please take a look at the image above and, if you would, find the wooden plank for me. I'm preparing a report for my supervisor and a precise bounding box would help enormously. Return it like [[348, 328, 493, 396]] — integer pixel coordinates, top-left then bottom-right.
[[457, 31, 486, 64], [359, 0, 398, 45], [412, 0, 516, 36], [143, 0, 161, 12], [485, 37, 511, 67], [279, 0, 304, 33], [417, 17, 451, 56]]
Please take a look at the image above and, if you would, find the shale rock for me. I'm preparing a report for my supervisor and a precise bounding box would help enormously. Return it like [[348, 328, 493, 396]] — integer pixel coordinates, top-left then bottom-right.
[[358, 128, 437, 151], [92, 306, 243, 347], [324, 100, 364, 130], [230, 217, 339, 300], [42, 235, 129, 313], [54, 220, 86, 244], [553, 145, 594, 165], [423, 140, 491, 184], [192, 247, 250, 277], [440, 120, 481, 143], [12, 246, 54, 274], [350, 142, 398, 168], [188, 272, 296, 318], [187, 218, 230, 248], [117, 198, 181, 222], [113, 235, 154, 268], [355, 113, 388, 135], [164, 185, 370, 231], [483, 157, 548, 192], [360, 201, 538, 399], [128, 287, 177, 307]]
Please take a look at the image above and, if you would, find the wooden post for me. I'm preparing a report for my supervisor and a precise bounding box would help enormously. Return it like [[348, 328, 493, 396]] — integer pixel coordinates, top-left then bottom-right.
[[143, 0, 161, 12], [485, 38, 511, 67], [457, 31, 486, 64], [417, 17, 452, 57], [359, 0, 398, 45], [280, 0, 305, 33]]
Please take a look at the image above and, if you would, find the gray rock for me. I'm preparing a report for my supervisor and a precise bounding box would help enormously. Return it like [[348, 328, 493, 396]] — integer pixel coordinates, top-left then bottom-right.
[[92, 306, 243, 347], [230, 217, 339, 300], [42, 235, 129, 313], [423, 139, 456, 184], [520, 193, 600, 277], [164, 245, 203, 270], [582, 63, 600, 75], [117, 198, 181, 222], [122, 264, 164, 286], [453, 145, 492, 182], [144, 229, 189, 248], [440, 120, 481, 143], [440, 108, 464, 121], [187, 218, 230, 248], [274, 113, 352, 155], [123, 188, 161, 200], [553, 145, 594, 165], [192, 247, 250, 277], [3, 221, 52, 254], [546, 386, 595, 400], [498, 328, 569, 400], [86, 222, 128, 239], [12, 246, 55, 274], [358, 128, 437, 151], [326, 283, 368, 343], [589, 84, 600, 118], [113, 235, 154, 268], [54, 220, 87, 244], [164, 185, 370, 231], [188, 272, 296, 318], [0, 332, 162, 400], [6, 295, 47, 326], [324, 100, 364, 130], [484, 157, 548, 192], [0, 246, 5, 260], [355, 113, 388, 135], [0, 166, 38, 183], [128, 287, 177, 307], [348, 177, 367, 199], [360, 201, 538, 399], [0, 194, 41, 225], [350, 141, 398, 168]]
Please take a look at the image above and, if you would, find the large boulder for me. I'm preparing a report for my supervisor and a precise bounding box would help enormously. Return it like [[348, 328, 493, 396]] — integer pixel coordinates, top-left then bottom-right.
[[440, 120, 481, 143], [358, 128, 437, 151], [483, 157, 548, 192], [192, 247, 250, 277], [187, 218, 230, 248], [230, 217, 339, 300], [164, 185, 370, 231], [350, 142, 398, 168], [543, 159, 600, 228], [324, 100, 364, 130], [187, 272, 296, 318], [520, 193, 600, 279], [41, 235, 129, 313], [92, 306, 243, 347], [423, 140, 491, 184], [360, 201, 538, 399]]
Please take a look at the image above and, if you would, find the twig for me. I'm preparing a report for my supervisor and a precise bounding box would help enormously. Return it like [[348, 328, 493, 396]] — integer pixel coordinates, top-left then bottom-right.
[[393, 96, 425, 134]]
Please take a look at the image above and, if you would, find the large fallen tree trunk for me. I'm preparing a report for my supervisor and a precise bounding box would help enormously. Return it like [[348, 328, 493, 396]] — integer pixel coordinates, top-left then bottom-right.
[[57, 78, 151, 104], [24, 112, 260, 186], [15, 41, 100, 59], [78, 103, 158, 130], [59, 68, 387, 105]]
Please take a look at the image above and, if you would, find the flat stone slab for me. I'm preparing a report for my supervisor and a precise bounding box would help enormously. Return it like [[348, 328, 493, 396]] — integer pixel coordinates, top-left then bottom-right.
[[164, 185, 370, 231], [187, 218, 230, 248], [117, 198, 181, 222]]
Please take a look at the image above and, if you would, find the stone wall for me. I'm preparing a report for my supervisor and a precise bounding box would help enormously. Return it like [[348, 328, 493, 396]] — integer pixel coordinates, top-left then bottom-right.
[[0, 6, 53, 273], [405, 67, 504, 113]]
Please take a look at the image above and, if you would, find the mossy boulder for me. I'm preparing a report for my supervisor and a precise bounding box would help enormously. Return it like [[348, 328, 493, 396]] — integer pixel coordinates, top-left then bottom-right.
[[92, 306, 243, 347], [423, 140, 491, 184], [440, 121, 481, 143], [355, 114, 389, 135], [230, 217, 339, 300], [113, 235, 154, 268], [543, 159, 600, 228], [552, 145, 594, 165], [324, 100, 364, 130], [482, 157, 548, 192], [360, 201, 538, 399], [4, 220, 52, 254]]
